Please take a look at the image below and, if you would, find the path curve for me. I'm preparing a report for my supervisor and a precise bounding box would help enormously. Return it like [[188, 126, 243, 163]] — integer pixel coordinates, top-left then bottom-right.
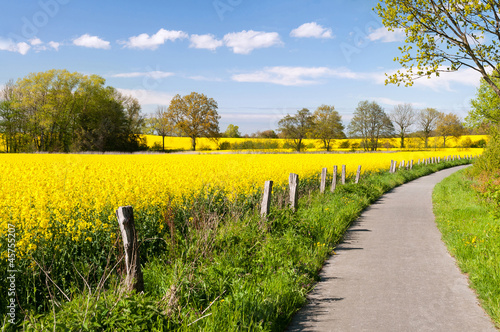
[[287, 165, 497, 332]]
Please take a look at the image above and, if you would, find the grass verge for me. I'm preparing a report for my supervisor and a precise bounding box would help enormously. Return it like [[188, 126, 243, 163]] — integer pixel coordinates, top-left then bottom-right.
[[433, 170, 500, 328], [10, 160, 472, 331]]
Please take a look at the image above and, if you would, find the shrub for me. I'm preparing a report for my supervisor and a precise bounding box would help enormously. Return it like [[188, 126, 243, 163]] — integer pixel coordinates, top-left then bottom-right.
[[338, 140, 350, 149], [218, 141, 231, 150], [471, 138, 487, 148]]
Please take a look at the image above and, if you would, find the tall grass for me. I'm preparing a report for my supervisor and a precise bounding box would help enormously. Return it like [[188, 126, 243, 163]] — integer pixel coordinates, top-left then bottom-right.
[[433, 170, 500, 328]]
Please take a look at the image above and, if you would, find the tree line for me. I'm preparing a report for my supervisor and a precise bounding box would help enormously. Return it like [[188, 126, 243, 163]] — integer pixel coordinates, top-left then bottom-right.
[[0, 70, 145, 152], [0, 69, 485, 153]]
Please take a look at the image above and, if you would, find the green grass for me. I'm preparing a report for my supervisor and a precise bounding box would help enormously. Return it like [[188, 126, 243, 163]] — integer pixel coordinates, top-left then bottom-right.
[[10, 159, 473, 331], [433, 170, 500, 328]]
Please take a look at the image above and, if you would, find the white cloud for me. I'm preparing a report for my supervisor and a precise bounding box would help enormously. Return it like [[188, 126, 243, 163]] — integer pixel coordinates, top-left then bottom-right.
[[117, 88, 174, 105], [232, 66, 360, 86], [73, 34, 110, 49], [112, 71, 175, 79], [48, 41, 60, 51], [29, 38, 43, 46], [290, 22, 334, 39], [121, 29, 188, 50], [0, 38, 31, 55], [367, 27, 405, 43], [223, 30, 283, 54], [189, 34, 223, 51]]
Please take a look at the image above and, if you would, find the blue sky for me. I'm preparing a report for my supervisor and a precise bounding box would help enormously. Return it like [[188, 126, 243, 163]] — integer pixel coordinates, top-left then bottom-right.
[[0, 0, 482, 134]]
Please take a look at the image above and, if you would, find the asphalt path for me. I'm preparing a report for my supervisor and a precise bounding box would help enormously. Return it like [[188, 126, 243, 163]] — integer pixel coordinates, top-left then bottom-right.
[[287, 165, 497, 332]]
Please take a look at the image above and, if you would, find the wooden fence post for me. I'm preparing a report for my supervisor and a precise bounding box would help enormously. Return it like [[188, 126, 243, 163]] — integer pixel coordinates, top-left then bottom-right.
[[331, 166, 338, 192], [355, 165, 362, 184], [289, 174, 299, 211], [389, 160, 394, 173], [341, 165, 346, 185], [320, 168, 328, 194], [410, 160, 414, 170], [261, 181, 273, 217], [116, 206, 144, 293]]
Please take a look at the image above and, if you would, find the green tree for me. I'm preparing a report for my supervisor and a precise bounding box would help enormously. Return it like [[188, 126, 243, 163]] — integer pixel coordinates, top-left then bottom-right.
[[436, 113, 465, 147], [418, 108, 441, 148], [5, 69, 145, 152], [376, 1, 500, 98], [348, 101, 394, 151], [278, 108, 315, 152], [312, 105, 345, 151], [224, 124, 241, 138], [390, 103, 415, 149], [168, 92, 220, 151], [468, 75, 500, 128]]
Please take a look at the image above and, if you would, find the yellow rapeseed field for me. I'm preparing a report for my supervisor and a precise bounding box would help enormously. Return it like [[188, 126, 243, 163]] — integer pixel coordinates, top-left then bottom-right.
[[143, 135, 489, 151], [0, 150, 482, 258]]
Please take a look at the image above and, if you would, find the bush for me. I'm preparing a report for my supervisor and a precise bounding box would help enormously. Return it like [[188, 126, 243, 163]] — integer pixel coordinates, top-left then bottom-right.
[[150, 142, 163, 151], [338, 140, 350, 149], [471, 138, 487, 148], [218, 141, 231, 150], [471, 129, 500, 174]]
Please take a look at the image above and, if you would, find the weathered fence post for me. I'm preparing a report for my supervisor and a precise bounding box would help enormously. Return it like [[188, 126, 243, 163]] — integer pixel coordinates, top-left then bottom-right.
[[410, 160, 414, 170], [261, 181, 273, 217], [116, 206, 144, 293], [355, 165, 362, 184], [389, 160, 394, 173], [331, 166, 338, 192], [289, 174, 299, 211], [320, 168, 328, 194], [341, 165, 346, 185]]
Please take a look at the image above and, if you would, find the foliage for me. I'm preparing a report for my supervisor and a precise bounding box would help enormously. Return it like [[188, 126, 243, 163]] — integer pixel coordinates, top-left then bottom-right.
[[348, 100, 395, 151], [436, 113, 466, 147], [433, 171, 500, 326], [470, 126, 500, 174], [168, 92, 220, 151], [252, 130, 279, 139], [338, 140, 350, 149], [223, 124, 241, 138], [278, 108, 315, 152], [390, 103, 415, 148], [312, 105, 345, 151], [468, 74, 500, 128], [376, 0, 500, 98], [0, 70, 145, 152]]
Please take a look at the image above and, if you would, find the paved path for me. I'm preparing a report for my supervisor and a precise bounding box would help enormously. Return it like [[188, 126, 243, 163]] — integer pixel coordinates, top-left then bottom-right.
[[287, 166, 497, 332]]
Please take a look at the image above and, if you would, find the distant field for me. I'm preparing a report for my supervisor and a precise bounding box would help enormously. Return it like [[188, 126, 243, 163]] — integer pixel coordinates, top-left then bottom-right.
[[143, 134, 489, 151]]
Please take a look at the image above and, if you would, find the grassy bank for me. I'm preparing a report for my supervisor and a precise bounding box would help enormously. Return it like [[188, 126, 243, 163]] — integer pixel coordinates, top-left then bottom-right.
[[7, 159, 472, 331], [433, 170, 500, 328]]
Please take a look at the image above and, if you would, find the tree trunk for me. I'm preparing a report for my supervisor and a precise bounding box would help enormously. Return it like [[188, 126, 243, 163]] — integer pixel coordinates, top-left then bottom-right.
[[191, 136, 196, 151], [162, 135, 165, 151]]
